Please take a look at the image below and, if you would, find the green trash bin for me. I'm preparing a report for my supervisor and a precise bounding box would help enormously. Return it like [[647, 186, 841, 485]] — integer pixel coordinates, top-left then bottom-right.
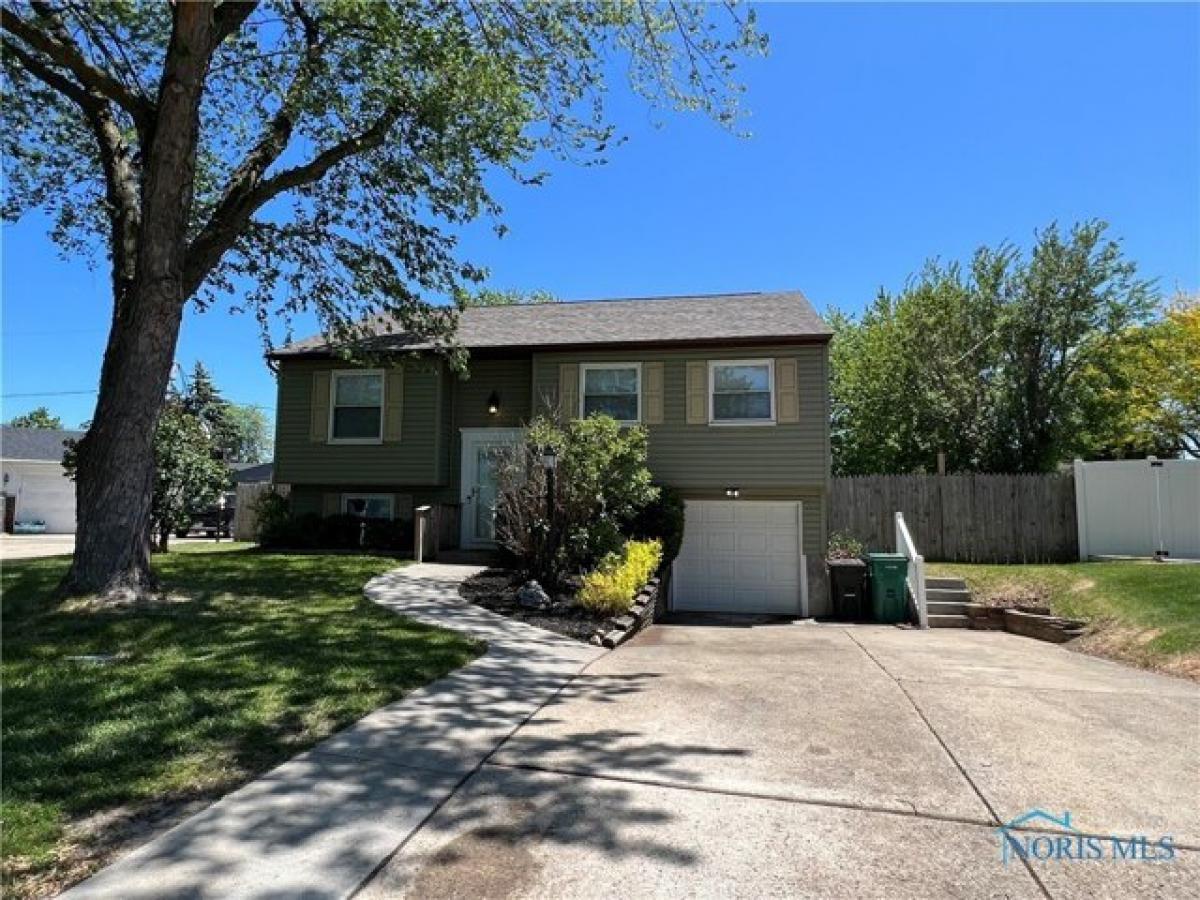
[[867, 553, 909, 624]]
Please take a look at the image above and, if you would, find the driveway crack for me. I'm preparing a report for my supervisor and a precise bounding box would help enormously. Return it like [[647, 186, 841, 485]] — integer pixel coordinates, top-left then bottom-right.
[[843, 630, 1054, 899]]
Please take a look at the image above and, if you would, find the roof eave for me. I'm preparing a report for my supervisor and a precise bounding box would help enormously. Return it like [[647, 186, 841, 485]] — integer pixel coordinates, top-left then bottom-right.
[[269, 332, 833, 360]]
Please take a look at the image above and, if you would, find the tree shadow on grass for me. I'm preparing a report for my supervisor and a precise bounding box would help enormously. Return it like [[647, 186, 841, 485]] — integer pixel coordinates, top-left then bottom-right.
[[0, 551, 478, 893]]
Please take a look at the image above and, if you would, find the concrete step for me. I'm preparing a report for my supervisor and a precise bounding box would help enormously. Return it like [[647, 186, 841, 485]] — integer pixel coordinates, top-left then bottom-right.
[[928, 613, 970, 628], [927, 600, 971, 616], [926, 587, 971, 603], [926, 576, 967, 591]]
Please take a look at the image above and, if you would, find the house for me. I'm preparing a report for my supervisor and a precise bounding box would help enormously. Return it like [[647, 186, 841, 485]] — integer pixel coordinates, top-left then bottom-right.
[[1, 426, 83, 533], [230, 461, 274, 485], [269, 291, 834, 615]]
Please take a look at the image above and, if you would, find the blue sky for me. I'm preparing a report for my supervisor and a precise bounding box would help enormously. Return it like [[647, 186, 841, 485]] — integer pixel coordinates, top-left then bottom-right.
[[3, 2, 1197, 431]]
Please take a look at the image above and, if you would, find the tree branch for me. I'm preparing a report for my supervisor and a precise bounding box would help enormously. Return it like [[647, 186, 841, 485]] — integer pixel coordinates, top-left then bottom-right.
[[2, 3, 153, 134], [2, 34, 141, 300], [182, 102, 403, 297], [211, 0, 259, 48], [1, 32, 93, 109]]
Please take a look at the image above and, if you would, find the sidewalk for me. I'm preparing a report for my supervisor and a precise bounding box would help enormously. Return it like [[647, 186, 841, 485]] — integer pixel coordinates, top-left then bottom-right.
[[65, 563, 605, 899]]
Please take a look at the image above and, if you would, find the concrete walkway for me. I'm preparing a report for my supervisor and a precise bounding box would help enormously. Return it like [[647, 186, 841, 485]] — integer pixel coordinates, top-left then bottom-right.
[[65, 563, 605, 899]]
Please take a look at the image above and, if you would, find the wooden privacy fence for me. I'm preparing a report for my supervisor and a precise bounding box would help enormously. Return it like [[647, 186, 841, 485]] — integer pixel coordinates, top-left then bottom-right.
[[830, 473, 1077, 563], [232, 481, 276, 542]]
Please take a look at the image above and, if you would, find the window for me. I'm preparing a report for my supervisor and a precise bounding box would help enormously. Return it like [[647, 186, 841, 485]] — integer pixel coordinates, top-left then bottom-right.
[[342, 494, 394, 519], [710, 360, 774, 424], [580, 363, 640, 423], [330, 371, 383, 442]]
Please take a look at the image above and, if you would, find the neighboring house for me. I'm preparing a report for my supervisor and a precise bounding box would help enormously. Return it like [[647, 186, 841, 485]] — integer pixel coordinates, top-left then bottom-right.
[[230, 461, 274, 485], [269, 291, 834, 615], [1, 426, 84, 533]]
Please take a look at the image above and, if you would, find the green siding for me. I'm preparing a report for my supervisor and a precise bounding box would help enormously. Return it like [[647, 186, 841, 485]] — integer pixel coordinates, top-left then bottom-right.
[[442, 355, 532, 502], [273, 358, 443, 486], [273, 345, 831, 556], [530, 344, 831, 556]]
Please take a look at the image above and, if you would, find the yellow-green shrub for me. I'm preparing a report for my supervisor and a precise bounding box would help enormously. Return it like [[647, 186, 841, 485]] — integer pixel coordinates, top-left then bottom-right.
[[577, 539, 663, 615]]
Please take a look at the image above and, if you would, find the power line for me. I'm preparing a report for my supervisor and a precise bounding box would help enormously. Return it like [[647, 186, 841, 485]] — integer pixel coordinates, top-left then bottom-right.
[[1, 390, 98, 398], [0, 388, 274, 411]]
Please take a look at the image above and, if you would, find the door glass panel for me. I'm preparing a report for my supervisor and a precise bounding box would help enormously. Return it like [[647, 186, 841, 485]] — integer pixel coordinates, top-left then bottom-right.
[[474, 445, 502, 541]]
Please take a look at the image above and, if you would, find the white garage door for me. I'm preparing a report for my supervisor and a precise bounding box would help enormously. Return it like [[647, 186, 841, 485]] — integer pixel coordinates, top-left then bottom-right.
[[672, 500, 806, 615], [15, 468, 76, 533]]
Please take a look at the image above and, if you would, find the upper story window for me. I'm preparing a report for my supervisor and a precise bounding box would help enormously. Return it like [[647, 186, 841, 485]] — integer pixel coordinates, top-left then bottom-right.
[[330, 370, 384, 442], [580, 363, 640, 424], [710, 360, 774, 424]]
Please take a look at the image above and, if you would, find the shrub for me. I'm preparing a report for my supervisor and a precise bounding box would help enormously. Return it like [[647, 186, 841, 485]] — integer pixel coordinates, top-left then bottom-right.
[[256, 499, 413, 552], [362, 517, 411, 551], [627, 484, 685, 565], [577, 539, 663, 616], [494, 414, 659, 587], [254, 490, 293, 546], [827, 531, 865, 560]]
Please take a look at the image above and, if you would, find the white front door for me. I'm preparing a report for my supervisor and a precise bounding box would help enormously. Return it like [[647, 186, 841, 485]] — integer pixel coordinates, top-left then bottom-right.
[[460, 428, 525, 549], [672, 500, 806, 615]]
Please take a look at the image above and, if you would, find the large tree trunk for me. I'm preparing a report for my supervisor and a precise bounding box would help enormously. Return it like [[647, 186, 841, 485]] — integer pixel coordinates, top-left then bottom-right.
[[62, 3, 216, 598]]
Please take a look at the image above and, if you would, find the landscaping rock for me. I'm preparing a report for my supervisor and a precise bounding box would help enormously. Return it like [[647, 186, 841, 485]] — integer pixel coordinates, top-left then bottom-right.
[[601, 630, 625, 649], [612, 615, 637, 632], [516, 580, 551, 610]]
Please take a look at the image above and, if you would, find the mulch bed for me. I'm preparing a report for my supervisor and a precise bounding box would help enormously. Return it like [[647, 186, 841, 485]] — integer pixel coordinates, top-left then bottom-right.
[[458, 568, 607, 643]]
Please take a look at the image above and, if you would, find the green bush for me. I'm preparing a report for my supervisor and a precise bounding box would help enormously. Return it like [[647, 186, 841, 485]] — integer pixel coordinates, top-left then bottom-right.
[[628, 484, 685, 565], [256, 502, 412, 552], [254, 491, 293, 545], [578, 539, 663, 616], [494, 414, 660, 586]]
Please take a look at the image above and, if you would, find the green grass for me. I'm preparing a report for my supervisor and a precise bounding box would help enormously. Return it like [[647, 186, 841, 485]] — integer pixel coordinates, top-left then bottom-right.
[[927, 560, 1200, 670], [1, 544, 482, 894]]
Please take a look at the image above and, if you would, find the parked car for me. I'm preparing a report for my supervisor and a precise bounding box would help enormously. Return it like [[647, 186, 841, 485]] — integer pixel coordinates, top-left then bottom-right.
[[175, 492, 236, 538]]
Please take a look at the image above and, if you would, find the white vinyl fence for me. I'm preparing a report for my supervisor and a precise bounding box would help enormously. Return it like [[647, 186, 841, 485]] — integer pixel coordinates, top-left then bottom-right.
[[1074, 459, 1200, 561]]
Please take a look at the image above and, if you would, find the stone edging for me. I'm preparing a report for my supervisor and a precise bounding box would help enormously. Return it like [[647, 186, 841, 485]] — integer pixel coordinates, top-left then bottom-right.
[[588, 575, 662, 648], [965, 602, 1086, 643]]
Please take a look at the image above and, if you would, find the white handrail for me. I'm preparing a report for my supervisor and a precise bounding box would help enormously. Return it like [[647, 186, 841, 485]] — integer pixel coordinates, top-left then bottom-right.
[[895, 512, 928, 629]]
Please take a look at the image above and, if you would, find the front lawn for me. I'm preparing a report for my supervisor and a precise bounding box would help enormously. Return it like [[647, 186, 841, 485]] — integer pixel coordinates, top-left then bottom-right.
[[926, 560, 1200, 678], [1, 544, 482, 898]]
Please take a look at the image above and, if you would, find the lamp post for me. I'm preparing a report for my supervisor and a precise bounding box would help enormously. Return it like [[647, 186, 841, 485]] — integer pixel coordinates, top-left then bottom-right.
[[216, 493, 227, 543]]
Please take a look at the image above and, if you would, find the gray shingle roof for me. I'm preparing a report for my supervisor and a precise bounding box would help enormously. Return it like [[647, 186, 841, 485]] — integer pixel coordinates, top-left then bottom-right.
[[272, 291, 831, 357], [230, 461, 274, 483], [1, 426, 85, 462]]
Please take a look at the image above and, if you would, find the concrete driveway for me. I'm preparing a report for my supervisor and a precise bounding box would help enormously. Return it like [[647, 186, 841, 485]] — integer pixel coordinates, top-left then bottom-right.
[[364, 622, 1199, 899], [0, 533, 75, 559]]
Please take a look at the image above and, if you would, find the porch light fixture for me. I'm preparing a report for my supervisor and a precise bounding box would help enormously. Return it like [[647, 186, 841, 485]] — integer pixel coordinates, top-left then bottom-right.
[[486, 391, 500, 416], [725, 487, 740, 498]]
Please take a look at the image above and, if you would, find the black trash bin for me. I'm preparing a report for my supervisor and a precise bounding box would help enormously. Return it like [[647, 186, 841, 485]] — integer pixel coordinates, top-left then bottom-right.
[[828, 558, 868, 621]]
